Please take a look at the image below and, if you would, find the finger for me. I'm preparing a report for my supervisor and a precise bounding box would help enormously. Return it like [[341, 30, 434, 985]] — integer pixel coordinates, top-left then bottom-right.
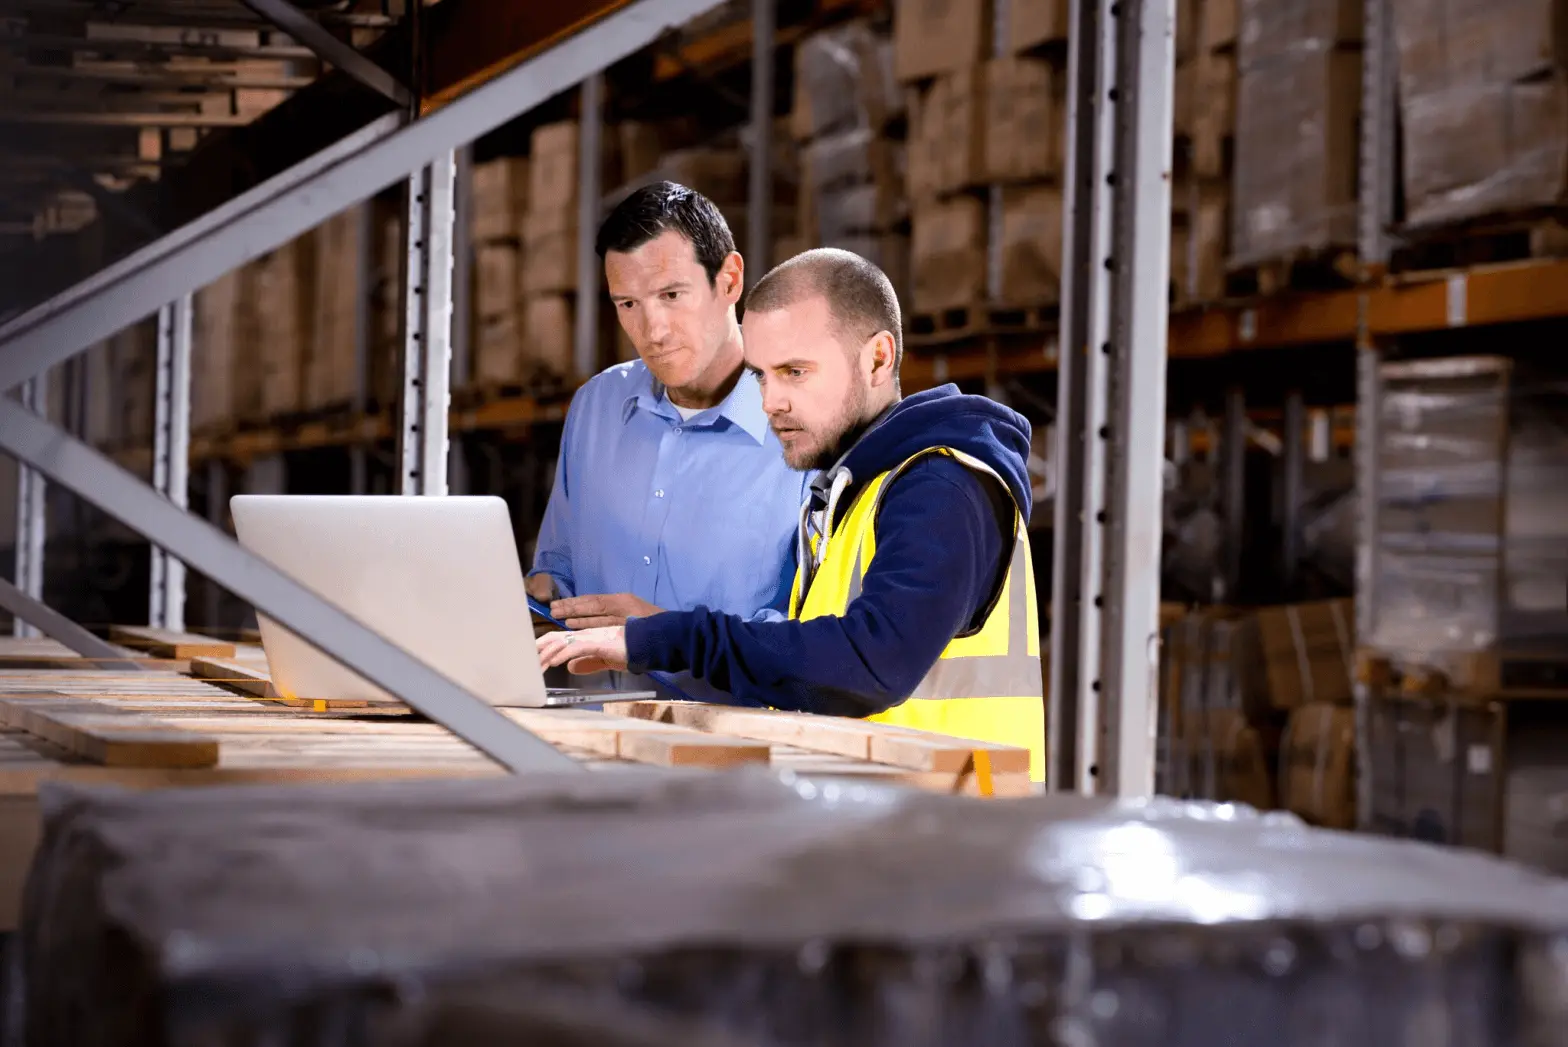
[[567, 655, 613, 675], [535, 635, 571, 668], [550, 595, 605, 618], [564, 616, 624, 630]]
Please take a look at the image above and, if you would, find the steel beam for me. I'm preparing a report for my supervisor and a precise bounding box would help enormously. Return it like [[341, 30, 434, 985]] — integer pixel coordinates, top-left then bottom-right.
[[0, 577, 146, 667], [449, 146, 474, 496], [398, 153, 457, 496], [239, 0, 412, 108], [0, 398, 577, 773], [0, 0, 728, 392], [746, 0, 775, 278], [1357, 0, 1397, 267], [11, 376, 47, 639], [150, 294, 193, 631], [1352, 343, 1382, 829], [573, 73, 605, 380], [1049, 0, 1173, 798]]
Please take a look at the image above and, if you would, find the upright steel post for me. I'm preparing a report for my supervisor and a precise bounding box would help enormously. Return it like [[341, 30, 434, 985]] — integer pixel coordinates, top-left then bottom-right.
[[1281, 390, 1305, 595], [1358, 0, 1397, 270], [1220, 386, 1247, 602], [398, 152, 457, 496], [746, 0, 775, 278], [985, 0, 1010, 301], [149, 294, 193, 631], [449, 145, 473, 495], [1353, 342, 1382, 829], [351, 200, 374, 495], [1049, 0, 1174, 797], [12, 375, 47, 638], [573, 74, 605, 379]]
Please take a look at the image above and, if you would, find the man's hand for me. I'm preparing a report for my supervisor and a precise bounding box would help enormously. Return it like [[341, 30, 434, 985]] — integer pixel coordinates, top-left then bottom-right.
[[536, 626, 628, 675], [525, 573, 559, 603], [550, 592, 662, 629]]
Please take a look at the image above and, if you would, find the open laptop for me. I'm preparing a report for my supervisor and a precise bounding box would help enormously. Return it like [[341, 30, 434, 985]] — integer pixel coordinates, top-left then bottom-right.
[[229, 494, 653, 708]]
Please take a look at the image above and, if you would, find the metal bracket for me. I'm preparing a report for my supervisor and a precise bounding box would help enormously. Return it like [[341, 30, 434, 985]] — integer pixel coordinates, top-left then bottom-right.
[[12, 375, 47, 639], [573, 74, 605, 380], [239, 0, 413, 108], [0, 398, 577, 774]]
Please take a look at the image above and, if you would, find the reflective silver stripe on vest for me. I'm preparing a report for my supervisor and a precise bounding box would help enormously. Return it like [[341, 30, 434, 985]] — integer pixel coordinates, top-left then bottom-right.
[[845, 515, 1042, 700]]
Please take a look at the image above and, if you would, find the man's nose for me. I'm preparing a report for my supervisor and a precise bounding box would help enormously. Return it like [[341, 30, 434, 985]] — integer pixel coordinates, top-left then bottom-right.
[[760, 380, 787, 417]]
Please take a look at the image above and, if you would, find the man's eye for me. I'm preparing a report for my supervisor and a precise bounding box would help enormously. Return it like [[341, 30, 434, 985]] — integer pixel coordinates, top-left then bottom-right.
[[661, 290, 681, 301], [616, 300, 634, 310], [787, 368, 805, 379]]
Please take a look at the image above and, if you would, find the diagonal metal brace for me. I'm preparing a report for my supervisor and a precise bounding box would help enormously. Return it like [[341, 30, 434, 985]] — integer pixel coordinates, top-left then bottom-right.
[[0, 398, 579, 774], [0, 577, 149, 670], [239, 0, 412, 108]]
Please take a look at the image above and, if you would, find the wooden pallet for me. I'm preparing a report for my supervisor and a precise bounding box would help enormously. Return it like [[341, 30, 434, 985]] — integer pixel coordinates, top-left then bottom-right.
[[907, 301, 1057, 346], [1356, 646, 1568, 702], [1225, 248, 1360, 298], [108, 626, 236, 660], [1391, 213, 1568, 275]]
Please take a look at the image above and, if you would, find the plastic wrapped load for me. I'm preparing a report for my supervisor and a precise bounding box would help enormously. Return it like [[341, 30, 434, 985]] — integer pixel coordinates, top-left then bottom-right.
[[18, 769, 1568, 1047]]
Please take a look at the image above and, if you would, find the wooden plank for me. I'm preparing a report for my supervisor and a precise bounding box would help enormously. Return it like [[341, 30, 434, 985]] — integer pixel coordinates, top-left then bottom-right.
[[109, 626, 236, 659], [0, 697, 219, 768], [619, 701, 1032, 775], [507, 709, 771, 769], [187, 656, 379, 710]]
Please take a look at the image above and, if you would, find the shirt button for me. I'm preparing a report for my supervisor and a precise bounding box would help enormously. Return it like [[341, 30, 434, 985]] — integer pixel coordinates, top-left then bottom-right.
[[643, 555, 652, 565], [654, 489, 665, 498], [673, 426, 683, 434]]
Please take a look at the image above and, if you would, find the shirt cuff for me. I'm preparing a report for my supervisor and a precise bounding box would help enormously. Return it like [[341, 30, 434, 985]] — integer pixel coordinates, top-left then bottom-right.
[[625, 611, 693, 675]]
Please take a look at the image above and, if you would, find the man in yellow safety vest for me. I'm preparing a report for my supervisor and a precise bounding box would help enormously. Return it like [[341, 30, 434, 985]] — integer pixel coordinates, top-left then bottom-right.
[[537, 247, 1046, 779]]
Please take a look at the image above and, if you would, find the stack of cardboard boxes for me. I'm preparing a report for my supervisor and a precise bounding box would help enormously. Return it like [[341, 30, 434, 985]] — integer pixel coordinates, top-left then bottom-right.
[[787, 20, 908, 298], [519, 122, 595, 384], [1230, 0, 1362, 272], [1158, 598, 1359, 828], [1170, 0, 1236, 304], [469, 156, 531, 387], [1391, 0, 1568, 231], [897, 0, 1066, 316]]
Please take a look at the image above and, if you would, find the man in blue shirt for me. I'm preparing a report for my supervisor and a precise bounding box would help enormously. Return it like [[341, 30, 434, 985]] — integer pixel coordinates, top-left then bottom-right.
[[526, 182, 807, 636]]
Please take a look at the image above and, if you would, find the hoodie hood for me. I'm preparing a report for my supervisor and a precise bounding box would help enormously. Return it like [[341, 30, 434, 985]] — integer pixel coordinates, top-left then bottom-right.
[[817, 384, 1034, 524]]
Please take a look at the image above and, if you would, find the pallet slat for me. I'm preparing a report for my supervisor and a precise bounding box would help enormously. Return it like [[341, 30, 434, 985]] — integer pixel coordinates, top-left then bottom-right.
[[0, 697, 220, 769], [109, 626, 237, 660]]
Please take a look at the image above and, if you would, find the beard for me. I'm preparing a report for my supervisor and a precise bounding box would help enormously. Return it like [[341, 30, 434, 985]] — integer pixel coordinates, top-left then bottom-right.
[[774, 378, 870, 472]]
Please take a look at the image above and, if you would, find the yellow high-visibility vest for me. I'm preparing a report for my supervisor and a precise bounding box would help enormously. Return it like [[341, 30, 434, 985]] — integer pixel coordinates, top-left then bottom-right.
[[788, 446, 1046, 781]]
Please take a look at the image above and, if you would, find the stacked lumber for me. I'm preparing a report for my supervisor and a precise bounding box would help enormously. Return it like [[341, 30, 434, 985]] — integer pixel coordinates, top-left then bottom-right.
[[0, 629, 1037, 934]]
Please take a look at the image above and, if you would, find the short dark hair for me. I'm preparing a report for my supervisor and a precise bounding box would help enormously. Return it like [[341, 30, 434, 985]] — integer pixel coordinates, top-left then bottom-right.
[[594, 181, 736, 285], [744, 247, 903, 374]]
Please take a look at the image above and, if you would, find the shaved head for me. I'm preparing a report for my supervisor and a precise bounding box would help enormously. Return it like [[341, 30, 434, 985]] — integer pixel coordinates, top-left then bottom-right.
[[743, 248, 903, 380]]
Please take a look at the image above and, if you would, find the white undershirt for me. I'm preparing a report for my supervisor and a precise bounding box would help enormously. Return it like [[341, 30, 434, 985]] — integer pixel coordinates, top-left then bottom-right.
[[672, 403, 705, 421]]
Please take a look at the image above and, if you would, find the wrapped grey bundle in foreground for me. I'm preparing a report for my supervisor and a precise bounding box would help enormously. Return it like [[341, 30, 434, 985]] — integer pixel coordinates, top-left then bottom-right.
[[18, 769, 1568, 1047]]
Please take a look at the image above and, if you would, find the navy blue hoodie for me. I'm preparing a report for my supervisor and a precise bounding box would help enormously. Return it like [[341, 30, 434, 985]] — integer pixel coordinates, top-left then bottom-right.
[[624, 384, 1034, 717]]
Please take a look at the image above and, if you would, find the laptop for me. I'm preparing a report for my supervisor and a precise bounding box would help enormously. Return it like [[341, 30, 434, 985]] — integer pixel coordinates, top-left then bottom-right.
[[229, 494, 653, 708]]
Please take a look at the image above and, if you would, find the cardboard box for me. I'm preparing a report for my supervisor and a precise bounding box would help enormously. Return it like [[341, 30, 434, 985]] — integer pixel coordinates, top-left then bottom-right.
[[803, 129, 904, 195], [471, 311, 523, 386], [303, 208, 361, 411], [1279, 702, 1357, 829], [617, 122, 666, 184], [471, 157, 529, 243], [1008, 0, 1067, 52], [985, 57, 1059, 181], [1182, 705, 1277, 811], [909, 67, 988, 194], [1200, 0, 1238, 52], [522, 225, 577, 295], [1402, 79, 1567, 228], [1174, 61, 1196, 140], [911, 197, 986, 312], [1231, 48, 1361, 267], [811, 182, 906, 241], [792, 21, 902, 140], [1392, 0, 1562, 101], [523, 294, 575, 379], [474, 243, 524, 323], [658, 148, 749, 205], [1238, 599, 1356, 714], [529, 121, 580, 214], [191, 269, 241, 433], [1238, 0, 1362, 65], [999, 185, 1063, 304], [894, 0, 990, 82]]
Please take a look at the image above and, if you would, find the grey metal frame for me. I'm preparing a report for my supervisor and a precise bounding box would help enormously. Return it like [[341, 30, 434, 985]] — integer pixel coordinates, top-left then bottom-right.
[[150, 294, 194, 631], [1049, 0, 1174, 798], [747, 0, 775, 278], [11, 376, 47, 639], [399, 153, 458, 496], [0, 576, 146, 667]]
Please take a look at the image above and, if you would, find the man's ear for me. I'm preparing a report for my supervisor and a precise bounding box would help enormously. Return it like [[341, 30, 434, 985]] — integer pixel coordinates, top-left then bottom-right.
[[865, 330, 897, 387], [718, 251, 745, 304]]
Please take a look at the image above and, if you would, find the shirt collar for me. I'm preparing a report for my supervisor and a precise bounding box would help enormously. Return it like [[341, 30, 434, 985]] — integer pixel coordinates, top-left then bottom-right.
[[620, 362, 770, 445]]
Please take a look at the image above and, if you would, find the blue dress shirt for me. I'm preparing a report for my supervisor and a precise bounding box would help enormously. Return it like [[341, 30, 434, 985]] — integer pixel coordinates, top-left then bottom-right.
[[531, 360, 809, 621]]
